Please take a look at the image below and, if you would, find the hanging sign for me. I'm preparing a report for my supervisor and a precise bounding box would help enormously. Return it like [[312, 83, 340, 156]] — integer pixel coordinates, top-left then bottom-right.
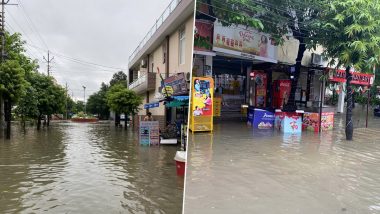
[[162, 73, 188, 96], [194, 20, 213, 52], [328, 69, 374, 86]]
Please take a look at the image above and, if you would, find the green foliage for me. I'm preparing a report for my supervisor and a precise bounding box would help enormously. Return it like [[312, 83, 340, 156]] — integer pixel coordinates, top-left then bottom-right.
[[74, 101, 85, 113], [197, 0, 322, 44], [15, 84, 39, 120], [313, 0, 380, 71], [87, 82, 110, 119], [106, 83, 142, 115], [27, 72, 66, 116], [0, 60, 26, 102], [109, 71, 128, 86]]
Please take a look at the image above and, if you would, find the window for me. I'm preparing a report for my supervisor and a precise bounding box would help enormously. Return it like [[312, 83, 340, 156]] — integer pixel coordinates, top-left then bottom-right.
[[179, 28, 186, 65]]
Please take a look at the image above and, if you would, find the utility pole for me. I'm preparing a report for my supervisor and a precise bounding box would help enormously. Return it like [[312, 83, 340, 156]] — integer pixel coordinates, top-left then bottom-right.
[[82, 86, 86, 114], [1, 0, 16, 139], [43, 50, 54, 76], [0, 0, 5, 138], [65, 82, 68, 120]]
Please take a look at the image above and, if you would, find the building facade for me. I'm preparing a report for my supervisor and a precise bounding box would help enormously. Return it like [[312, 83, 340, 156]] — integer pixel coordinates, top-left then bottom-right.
[[128, 0, 195, 129]]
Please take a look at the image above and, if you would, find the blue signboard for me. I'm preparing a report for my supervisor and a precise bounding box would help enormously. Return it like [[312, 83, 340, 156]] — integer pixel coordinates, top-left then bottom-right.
[[144, 102, 159, 109], [252, 109, 275, 129]]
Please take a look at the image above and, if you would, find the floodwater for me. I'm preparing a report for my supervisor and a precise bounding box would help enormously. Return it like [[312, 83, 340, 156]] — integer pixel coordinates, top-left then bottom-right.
[[184, 108, 380, 214], [0, 122, 183, 214]]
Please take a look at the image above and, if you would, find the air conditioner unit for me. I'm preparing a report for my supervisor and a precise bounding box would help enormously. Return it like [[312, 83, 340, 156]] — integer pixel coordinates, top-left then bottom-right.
[[141, 59, 147, 68], [311, 53, 326, 66], [185, 72, 191, 82]]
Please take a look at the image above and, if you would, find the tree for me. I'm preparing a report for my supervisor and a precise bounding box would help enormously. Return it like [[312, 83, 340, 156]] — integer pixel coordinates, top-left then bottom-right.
[[312, 0, 380, 140], [197, 0, 322, 111], [106, 84, 142, 129], [87, 82, 110, 119], [28, 73, 65, 130], [15, 84, 39, 129], [0, 60, 26, 138], [74, 101, 85, 114], [0, 32, 37, 138], [109, 71, 128, 86]]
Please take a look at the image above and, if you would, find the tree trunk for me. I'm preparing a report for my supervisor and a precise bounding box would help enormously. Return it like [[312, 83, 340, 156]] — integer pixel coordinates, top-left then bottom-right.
[[124, 113, 128, 130], [115, 113, 120, 127], [37, 114, 42, 130], [345, 67, 353, 140], [4, 99, 11, 139], [283, 35, 306, 112], [47, 115, 50, 127]]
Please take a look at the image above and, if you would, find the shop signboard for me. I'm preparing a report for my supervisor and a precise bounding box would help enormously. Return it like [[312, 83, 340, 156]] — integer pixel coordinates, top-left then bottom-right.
[[162, 73, 188, 96], [254, 71, 267, 107], [139, 121, 160, 146], [194, 20, 213, 52], [213, 21, 277, 63], [328, 69, 375, 86], [252, 109, 275, 129]]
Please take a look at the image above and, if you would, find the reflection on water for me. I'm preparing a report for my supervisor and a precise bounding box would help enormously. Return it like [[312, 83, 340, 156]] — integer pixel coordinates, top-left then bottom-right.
[[185, 112, 380, 214], [0, 122, 183, 213]]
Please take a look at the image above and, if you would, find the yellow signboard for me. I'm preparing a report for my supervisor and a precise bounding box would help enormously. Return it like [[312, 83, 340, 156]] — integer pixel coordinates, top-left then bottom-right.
[[190, 77, 214, 132], [213, 97, 221, 117], [161, 86, 174, 97]]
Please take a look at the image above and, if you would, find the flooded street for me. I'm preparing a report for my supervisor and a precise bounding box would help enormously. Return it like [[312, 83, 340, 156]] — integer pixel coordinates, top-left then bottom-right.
[[0, 122, 183, 214], [184, 110, 380, 214]]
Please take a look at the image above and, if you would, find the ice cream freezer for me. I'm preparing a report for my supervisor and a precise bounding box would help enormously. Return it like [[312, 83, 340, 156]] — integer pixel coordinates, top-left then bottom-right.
[[302, 107, 335, 132]]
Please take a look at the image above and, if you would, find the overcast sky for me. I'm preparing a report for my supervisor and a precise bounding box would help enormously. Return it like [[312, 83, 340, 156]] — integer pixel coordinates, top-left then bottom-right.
[[6, 0, 172, 101]]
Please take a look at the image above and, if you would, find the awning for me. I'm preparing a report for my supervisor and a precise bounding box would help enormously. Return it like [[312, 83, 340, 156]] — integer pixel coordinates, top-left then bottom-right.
[[165, 96, 189, 108], [144, 102, 159, 109]]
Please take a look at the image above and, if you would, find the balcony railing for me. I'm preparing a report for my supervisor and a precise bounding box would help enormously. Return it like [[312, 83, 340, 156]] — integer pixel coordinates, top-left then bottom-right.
[[128, 0, 182, 64], [128, 73, 156, 94]]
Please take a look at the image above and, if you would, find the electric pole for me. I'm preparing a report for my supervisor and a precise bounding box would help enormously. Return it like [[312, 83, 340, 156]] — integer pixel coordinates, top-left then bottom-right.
[[43, 50, 54, 76], [82, 86, 86, 115], [1, 0, 17, 139], [65, 83, 68, 120]]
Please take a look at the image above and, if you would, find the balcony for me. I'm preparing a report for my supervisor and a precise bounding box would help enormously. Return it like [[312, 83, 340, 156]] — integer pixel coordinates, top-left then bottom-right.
[[128, 0, 182, 64], [128, 72, 156, 94]]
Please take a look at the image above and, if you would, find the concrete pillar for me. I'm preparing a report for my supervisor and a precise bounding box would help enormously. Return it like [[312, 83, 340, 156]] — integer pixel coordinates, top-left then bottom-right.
[[337, 83, 345, 113]]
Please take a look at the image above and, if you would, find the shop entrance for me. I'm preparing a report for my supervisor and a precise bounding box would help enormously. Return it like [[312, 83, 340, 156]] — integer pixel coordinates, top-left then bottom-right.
[[212, 56, 250, 121]]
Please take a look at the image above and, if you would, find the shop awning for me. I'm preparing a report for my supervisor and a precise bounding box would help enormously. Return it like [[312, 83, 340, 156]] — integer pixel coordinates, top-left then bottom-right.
[[144, 102, 159, 109], [165, 96, 189, 108]]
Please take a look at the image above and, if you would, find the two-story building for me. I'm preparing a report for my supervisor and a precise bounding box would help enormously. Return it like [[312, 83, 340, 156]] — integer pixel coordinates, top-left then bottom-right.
[[128, 0, 195, 129]]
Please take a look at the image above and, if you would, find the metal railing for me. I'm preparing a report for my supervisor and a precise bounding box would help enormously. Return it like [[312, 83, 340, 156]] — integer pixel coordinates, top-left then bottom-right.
[[129, 74, 147, 89], [128, 0, 182, 64]]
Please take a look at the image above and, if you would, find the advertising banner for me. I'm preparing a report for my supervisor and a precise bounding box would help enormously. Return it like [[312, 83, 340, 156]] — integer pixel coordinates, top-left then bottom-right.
[[254, 71, 267, 107], [303, 112, 334, 132], [194, 20, 213, 52], [275, 112, 302, 133], [139, 121, 160, 145], [252, 109, 275, 129], [213, 21, 277, 62], [192, 78, 213, 116]]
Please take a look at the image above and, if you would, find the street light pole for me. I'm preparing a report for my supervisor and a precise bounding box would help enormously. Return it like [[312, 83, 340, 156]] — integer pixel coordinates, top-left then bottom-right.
[[82, 85, 86, 115]]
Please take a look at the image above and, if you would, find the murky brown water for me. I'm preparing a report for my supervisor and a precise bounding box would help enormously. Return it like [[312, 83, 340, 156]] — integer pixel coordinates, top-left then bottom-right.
[[0, 122, 183, 214], [184, 109, 380, 214]]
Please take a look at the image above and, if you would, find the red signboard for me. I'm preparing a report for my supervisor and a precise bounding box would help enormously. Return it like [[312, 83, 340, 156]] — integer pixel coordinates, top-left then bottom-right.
[[194, 20, 213, 52], [328, 69, 374, 86]]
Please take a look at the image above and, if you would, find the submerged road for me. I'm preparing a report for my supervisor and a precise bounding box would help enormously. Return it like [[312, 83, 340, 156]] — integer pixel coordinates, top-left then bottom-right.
[[184, 110, 380, 214], [0, 122, 183, 214]]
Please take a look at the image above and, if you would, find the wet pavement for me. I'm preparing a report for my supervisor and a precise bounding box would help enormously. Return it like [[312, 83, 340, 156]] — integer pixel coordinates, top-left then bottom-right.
[[184, 109, 380, 214], [0, 122, 183, 214]]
